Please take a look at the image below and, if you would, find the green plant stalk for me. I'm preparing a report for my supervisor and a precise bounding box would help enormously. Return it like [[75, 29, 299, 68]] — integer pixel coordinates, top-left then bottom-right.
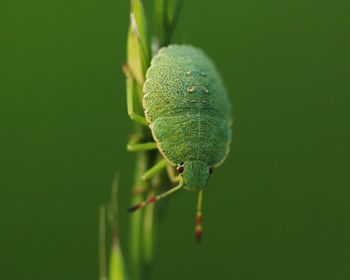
[[126, 1, 183, 279], [142, 190, 156, 280], [129, 141, 162, 280], [143, 184, 157, 266], [99, 206, 107, 280], [129, 150, 148, 280], [154, 0, 183, 48], [109, 175, 127, 280], [126, 70, 152, 280]]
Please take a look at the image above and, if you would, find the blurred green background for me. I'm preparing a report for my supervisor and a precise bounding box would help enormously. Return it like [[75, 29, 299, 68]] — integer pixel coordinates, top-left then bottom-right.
[[1, 0, 350, 279]]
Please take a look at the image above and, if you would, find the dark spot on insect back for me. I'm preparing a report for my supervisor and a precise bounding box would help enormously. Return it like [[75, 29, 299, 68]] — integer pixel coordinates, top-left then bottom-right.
[[187, 87, 195, 93], [186, 69, 207, 77]]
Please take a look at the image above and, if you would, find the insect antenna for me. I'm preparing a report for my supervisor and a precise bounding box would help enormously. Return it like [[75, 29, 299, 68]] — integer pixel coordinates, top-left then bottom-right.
[[195, 190, 204, 242], [128, 181, 184, 212]]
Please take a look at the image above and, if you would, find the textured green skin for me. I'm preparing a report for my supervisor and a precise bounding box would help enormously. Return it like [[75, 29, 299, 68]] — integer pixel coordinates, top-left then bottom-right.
[[143, 45, 232, 191]]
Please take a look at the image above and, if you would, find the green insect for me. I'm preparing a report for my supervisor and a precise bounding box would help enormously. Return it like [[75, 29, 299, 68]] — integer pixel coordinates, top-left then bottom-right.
[[126, 45, 232, 240]]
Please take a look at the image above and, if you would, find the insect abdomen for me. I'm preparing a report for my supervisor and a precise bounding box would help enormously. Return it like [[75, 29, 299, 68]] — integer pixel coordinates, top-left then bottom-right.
[[143, 45, 231, 166]]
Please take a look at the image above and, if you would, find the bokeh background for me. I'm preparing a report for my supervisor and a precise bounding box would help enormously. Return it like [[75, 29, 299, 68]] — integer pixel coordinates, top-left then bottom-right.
[[1, 0, 350, 279]]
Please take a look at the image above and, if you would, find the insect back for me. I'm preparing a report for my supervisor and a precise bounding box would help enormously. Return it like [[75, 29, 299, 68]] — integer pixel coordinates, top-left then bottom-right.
[[143, 45, 231, 168]]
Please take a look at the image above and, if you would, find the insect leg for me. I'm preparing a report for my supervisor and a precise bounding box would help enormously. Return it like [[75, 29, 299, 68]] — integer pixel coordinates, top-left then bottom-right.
[[195, 191, 204, 242], [166, 164, 181, 183], [128, 179, 184, 212], [127, 141, 157, 152], [126, 69, 148, 126], [141, 159, 167, 181]]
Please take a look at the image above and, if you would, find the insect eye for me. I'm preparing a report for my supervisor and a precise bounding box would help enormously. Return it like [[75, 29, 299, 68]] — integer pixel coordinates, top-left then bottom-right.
[[208, 166, 213, 175], [177, 165, 184, 174]]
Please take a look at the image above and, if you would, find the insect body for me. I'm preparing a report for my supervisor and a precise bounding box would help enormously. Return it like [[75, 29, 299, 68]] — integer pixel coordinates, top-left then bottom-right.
[[144, 45, 231, 188], [126, 45, 232, 240]]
